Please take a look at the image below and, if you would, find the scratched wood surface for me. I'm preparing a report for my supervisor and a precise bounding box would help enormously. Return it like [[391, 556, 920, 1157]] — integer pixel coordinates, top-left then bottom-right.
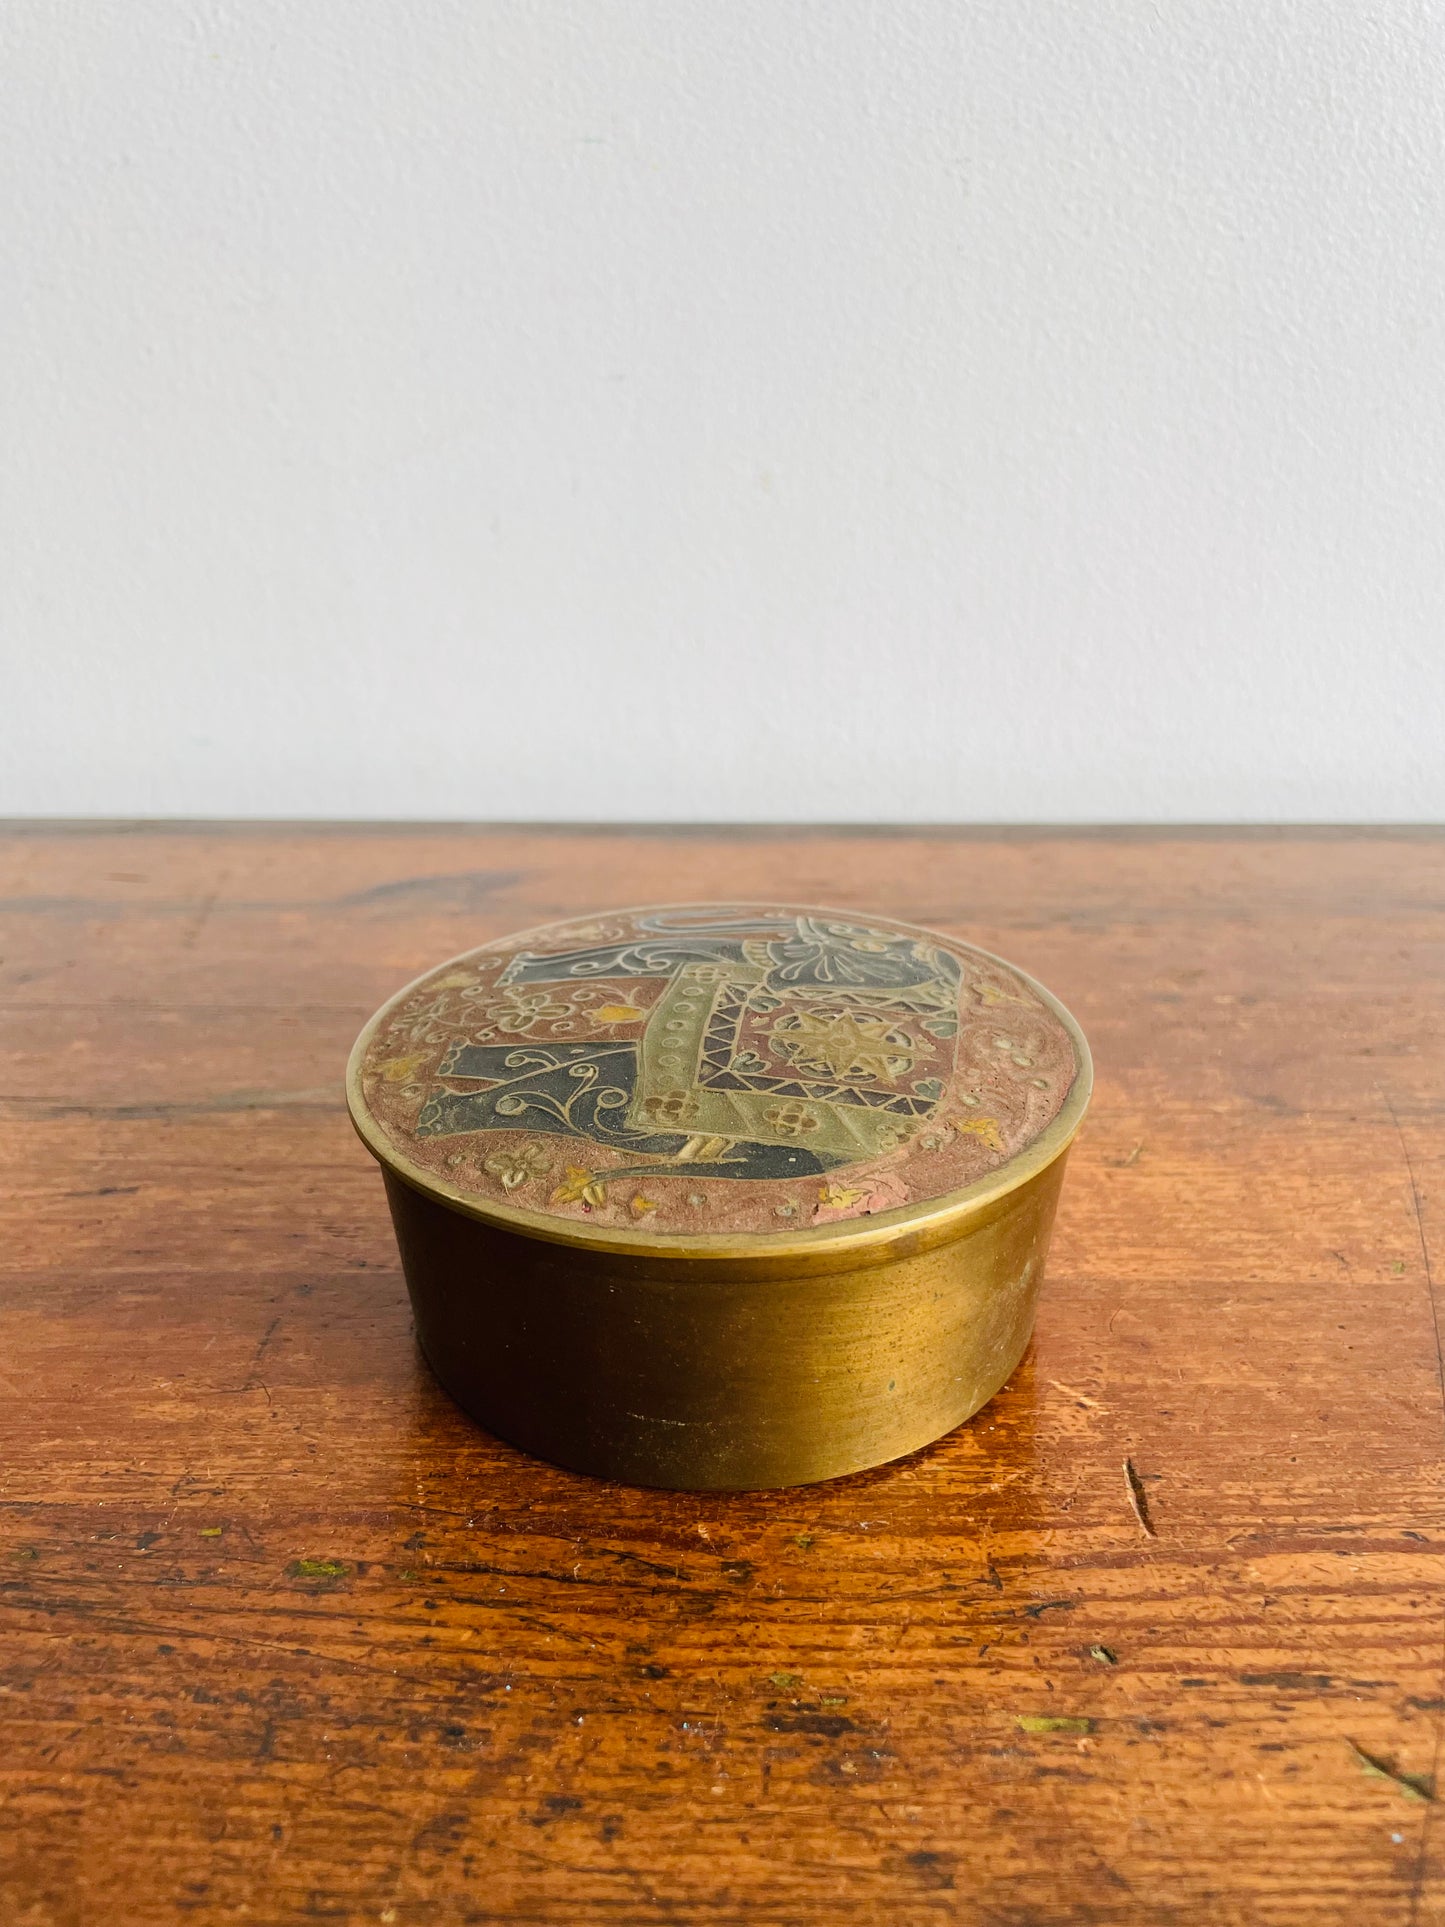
[[1, 825, 1442, 1927]]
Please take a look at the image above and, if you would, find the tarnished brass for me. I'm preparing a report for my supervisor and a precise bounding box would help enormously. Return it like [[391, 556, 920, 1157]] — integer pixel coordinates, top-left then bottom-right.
[[348, 903, 1091, 1490]]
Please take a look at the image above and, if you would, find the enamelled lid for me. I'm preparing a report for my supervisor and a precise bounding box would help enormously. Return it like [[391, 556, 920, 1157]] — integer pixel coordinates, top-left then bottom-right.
[[347, 903, 1091, 1261]]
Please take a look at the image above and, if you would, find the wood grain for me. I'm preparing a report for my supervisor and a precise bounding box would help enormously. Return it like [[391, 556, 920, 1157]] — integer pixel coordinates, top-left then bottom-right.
[[1, 825, 1442, 1926]]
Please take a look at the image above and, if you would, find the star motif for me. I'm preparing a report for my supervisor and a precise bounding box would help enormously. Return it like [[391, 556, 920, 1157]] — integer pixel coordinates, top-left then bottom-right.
[[768, 1010, 926, 1085]]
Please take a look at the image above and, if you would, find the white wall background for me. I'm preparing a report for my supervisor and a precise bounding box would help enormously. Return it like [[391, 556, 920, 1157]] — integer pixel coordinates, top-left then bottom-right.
[[3, 1, 1443, 822]]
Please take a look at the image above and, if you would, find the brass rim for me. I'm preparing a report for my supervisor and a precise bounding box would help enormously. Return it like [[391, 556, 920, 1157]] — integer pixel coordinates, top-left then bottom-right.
[[345, 903, 1093, 1266]]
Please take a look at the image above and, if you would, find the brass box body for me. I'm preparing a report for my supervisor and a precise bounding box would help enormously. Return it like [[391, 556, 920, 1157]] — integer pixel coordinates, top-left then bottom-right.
[[382, 1151, 1071, 1489]]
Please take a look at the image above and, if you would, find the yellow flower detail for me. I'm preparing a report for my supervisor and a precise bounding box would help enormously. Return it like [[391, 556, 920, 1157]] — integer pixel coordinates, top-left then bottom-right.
[[956, 1116, 1005, 1153], [483, 987, 573, 1035], [379, 1052, 428, 1083], [483, 1144, 550, 1192], [593, 1003, 647, 1024], [629, 1194, 660, 1219], [434, 971, 474, 989], [551, 1166, 608, 1208], [818, 1182, 866, 1211]]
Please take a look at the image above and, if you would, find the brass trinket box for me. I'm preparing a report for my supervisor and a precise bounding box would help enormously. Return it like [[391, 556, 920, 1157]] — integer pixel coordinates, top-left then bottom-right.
[[348, 904, 1091, 1490]]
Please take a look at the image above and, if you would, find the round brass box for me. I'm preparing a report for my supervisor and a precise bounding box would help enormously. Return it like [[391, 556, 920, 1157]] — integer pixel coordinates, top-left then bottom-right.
[[348, 904, 1090, 1490]]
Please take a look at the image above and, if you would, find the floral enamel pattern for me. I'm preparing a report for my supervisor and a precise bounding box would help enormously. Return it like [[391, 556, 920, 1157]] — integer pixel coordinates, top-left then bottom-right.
[[355, 905, 1081, 1237]]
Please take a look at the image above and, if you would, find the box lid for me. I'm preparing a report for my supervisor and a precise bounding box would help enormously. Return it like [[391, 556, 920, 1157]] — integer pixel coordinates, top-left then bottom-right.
[[347, 903, 1090, 1260]]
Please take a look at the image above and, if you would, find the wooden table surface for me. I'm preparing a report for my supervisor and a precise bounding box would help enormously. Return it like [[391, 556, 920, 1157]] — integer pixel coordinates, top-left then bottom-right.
[[2, 825, 1442, 1927]]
